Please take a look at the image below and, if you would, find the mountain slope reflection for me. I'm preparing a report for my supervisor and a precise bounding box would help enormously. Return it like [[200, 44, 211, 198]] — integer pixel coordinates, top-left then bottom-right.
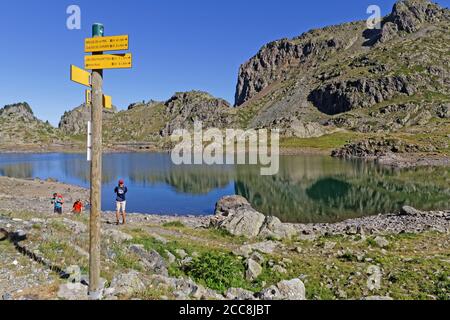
[[0, 153, 448, 223]]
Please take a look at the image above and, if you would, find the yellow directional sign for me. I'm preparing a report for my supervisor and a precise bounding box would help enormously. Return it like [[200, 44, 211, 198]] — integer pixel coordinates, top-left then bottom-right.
[[85, 35, 129, 53], [70, 65, 91, 87], [85, 90, 92, 105], [85, 90, 112, 109], [103, 95, 112, 109], [85, 53, 132, 70]]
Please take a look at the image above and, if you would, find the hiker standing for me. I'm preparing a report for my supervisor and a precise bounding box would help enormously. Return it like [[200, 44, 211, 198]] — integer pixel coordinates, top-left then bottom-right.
[[51, 193, 64, 215], [114, 179, 128, 225]]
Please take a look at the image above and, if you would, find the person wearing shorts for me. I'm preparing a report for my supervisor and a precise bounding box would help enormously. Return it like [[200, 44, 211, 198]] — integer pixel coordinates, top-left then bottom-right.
[[114, 179, 128, 225]]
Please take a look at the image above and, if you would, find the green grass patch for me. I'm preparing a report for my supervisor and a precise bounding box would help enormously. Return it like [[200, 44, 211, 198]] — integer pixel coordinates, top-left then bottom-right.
[[162, 221, 186, 228], [184, 251, 247, 293], [280, 131, 365, 150]]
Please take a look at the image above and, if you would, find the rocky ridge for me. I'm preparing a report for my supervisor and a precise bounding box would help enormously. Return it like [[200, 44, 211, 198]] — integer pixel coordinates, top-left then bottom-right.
[[59, 104, 118, 135]]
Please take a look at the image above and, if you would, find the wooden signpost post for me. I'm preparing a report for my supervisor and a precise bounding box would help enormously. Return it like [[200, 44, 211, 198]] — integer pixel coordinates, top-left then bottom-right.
[[70, 23, 132, 299]]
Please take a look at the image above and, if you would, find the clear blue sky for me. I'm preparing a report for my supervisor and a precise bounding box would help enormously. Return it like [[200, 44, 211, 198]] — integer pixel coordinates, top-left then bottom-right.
[[0, 0, 448, 126]]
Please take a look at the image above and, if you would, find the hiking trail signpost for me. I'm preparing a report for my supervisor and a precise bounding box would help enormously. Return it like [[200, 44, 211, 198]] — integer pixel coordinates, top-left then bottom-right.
[[70, 23, 132, 299]]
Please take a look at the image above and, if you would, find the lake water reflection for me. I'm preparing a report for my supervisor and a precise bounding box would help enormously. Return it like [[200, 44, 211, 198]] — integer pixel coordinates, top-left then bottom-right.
[[0, 153, 448, 223]]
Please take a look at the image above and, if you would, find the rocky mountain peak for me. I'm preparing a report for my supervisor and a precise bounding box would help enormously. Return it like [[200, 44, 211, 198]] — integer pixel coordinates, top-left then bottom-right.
[[165, 91, 230, 109], [160, 91, 232, 137], [59, 104, 118, 135], [234, 0, 449, 108], [127, 99, 160, 110], [0, 102, 36, 121], [388, 0, 448, 32]]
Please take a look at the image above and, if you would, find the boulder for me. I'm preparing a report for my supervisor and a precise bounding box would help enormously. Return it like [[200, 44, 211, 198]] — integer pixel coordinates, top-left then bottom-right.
[[259, 216, 296, 240], [367, 265, 382, 291], [150, 275, 223, 300], [225, 288, 256, 300], [400, 206, 423, 216], [234, 241, 280, 258], [129, 244, 168, 276], [214, 195, 252, 216], [175, 249, 188, 259], [272, 265, 288, 274], [276, 279, 306, 300], [109, 271, 145, 296], [214, 206, 266, 238], [165, 250, 176, 264], [258, 286, 281, 300], [212, 196, 296, 240], [374, 236, 390, 248], [258, 279, 306, 300], [248, 252, 265, 264], [246, 259, 263, 281], [57, 283, 89, 300], [103, 229, 133, 243]]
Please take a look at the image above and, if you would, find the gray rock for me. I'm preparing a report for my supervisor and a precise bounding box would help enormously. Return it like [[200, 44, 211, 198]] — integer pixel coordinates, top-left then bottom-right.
[[109, 271, 145, 296], [400, 206, 423, 216], [234, 241, 280, 258], [180, 257, 194, 267], [175, 249, 188, 259], [259, 216, 297, 240], [248, 252, 265, 264], [246, 259, 263, 281], [225, 288, 256, 300], [276, 279, 306, 300], [272, 265, 288, 274], [103, 229, 133, 243], [367, 265, 382, 291], [374, 236, 390, 248], [151, 275, 222, 300], [165, 250, 176, 264], [324, 241, 337, 250], [212, 195, 266, 238], [129, 244, 168, 276], [213, 196, 296, 239], [57, 283, 89, 300], [258, 278, 306, 300], [258, 286, 281, 300]]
